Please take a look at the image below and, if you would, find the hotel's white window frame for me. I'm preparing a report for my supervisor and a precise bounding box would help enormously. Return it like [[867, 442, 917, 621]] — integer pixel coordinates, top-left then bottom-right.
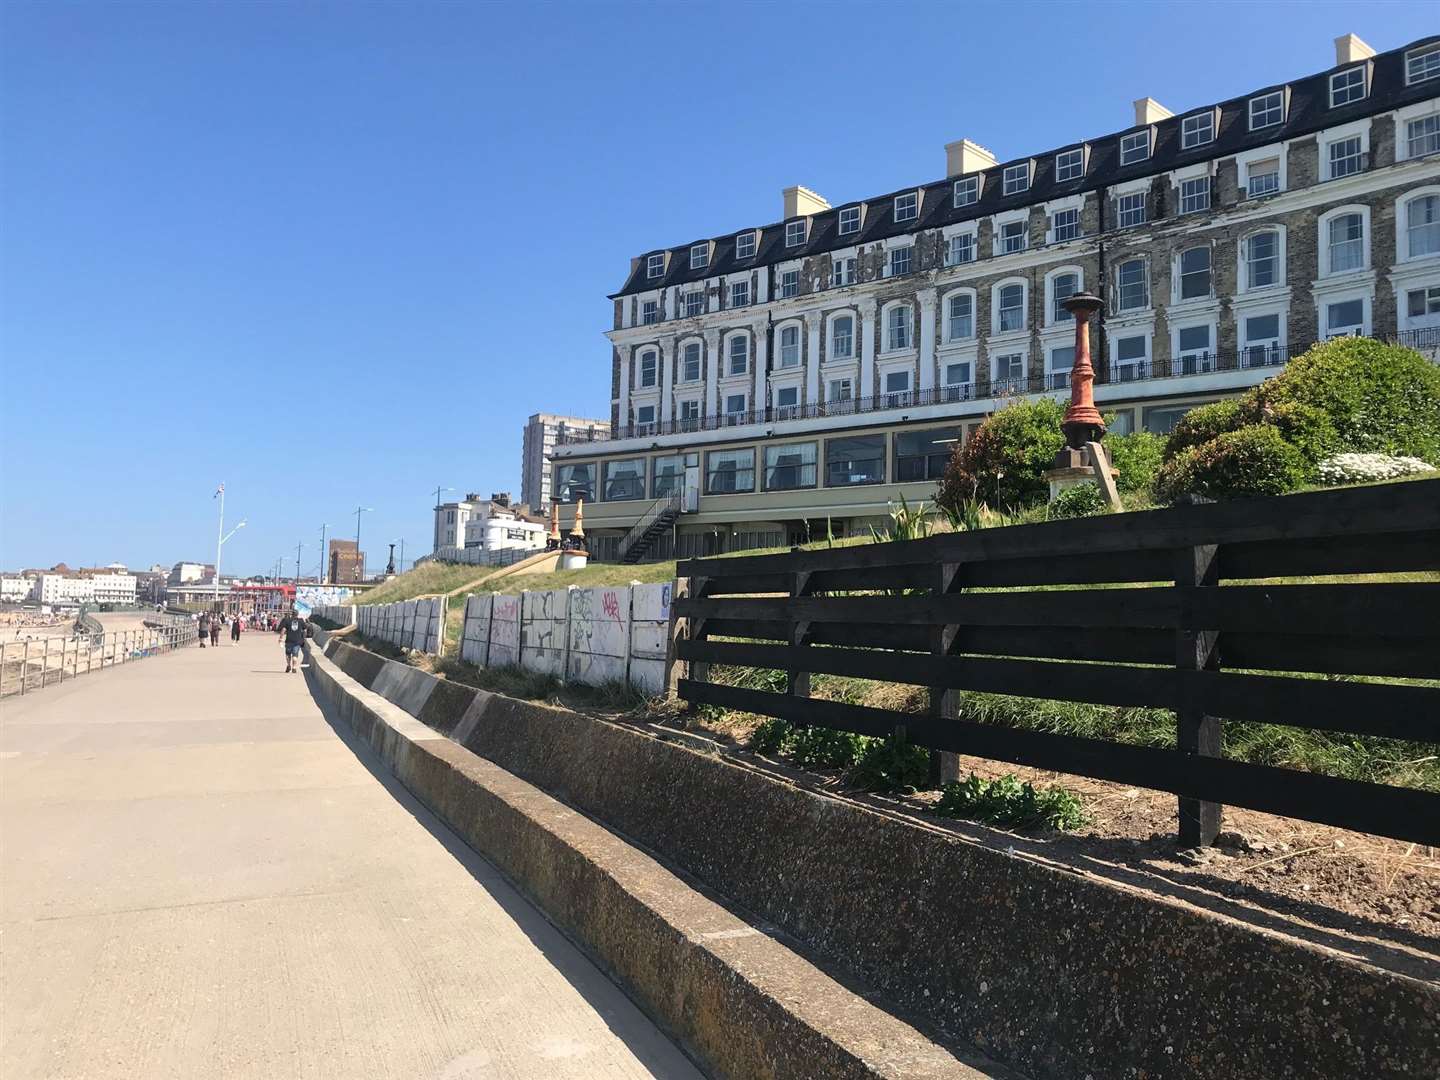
[[991, 350, 1028, 394], [1396, 187, 1440, 263], [638, 349, 659, 388], [828, 311, 856, 360], [1329, 66, 1367, 108], [729, 279, 750, 308], [679, 338, 703, 383], [646, 253, 666, 279], [780, 269, 800, 297], [941, 287, 977, 343], [1237, 143, 1286, 198], [893, 191, 919, 223], [1321, 295, 1369, 339], [882, 300, 914, 353], [1113, 257, 1150, 314], [690, 243, 709, 270], [1049, 206, 1080, 244], [1118, 191, 1147, 228], [785, 220, 807, 247], [1317, 205, 1370, 277], [1002, 162, 1030, 196], [1044, 266, 1083, 327], [735, 231, 757, 259], [1119, 130, 1150, 166], [1180, 176, 1210, 213], [1238, 226, 1286, 292], [1174, 245, 1213, 303], [724, 331, 749, 376], [1171, 319, 1218, 375], [1110, 331, 1151, 383], [1054, 148, 1084, 182], [993, 208, 1029, 256], [1239, 309, 1287, 369], [953, 175, 979, 207], [838, 206, 861, 236], [992, 279, 1028, 336], [777, 322, 803, 369], [1398, 101, 1440, 162], [1249, 90, 1286, 131], [1180, 111, 1214, 149], [1405, 43, 1440, 86]]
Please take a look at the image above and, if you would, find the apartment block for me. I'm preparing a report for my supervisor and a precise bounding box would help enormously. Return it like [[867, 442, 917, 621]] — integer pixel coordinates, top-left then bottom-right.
[[553, 33, 1440, 562], [521, 412, 609, 512]]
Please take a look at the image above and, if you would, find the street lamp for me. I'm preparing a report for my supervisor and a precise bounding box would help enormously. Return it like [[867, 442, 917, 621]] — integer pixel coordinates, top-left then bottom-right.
[[214, 510, 246, 614], [391, 538, 407, 574], [318, 523, 330, 584], [432, 486, 455, 550], [354, 506, 373, 582]]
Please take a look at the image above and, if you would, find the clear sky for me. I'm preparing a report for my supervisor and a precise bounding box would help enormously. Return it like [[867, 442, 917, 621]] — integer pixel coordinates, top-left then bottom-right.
[[2, 0, 1435, 575]]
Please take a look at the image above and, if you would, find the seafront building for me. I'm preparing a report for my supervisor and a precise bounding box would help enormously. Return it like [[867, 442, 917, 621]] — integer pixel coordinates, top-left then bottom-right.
[[550, 32, 1440, 562], [520, 413, 610, 512]]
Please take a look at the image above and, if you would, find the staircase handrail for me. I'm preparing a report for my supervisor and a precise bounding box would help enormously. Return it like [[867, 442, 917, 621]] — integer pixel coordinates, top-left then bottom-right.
[[618, 490, 682, 561]]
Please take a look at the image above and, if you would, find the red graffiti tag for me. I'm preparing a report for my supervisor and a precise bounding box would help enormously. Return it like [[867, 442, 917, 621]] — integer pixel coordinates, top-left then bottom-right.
[[601, 591, 621, 621]]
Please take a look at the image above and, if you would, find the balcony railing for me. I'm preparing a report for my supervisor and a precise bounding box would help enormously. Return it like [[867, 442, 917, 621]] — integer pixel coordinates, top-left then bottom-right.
[[562, 333, 1438, 445]]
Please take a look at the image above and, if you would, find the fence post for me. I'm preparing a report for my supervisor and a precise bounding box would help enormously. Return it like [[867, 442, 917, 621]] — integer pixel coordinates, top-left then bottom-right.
[[560, 586, 577, 684], [20, 640, 29, 694], [927, 562, 962, 787], [788, 566, 812, 703], [662, 578, 686, 698], [41, 638, 50, 688], [1176, 544, 1222, 847]]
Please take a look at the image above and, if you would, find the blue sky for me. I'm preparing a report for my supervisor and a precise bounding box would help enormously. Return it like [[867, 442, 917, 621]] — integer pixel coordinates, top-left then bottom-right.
[[2, 0, 1434, 575]]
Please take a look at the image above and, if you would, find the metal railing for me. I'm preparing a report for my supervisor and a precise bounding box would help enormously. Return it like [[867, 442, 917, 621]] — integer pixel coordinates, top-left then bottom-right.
[[414, 545, 544, 570], [0, 622, 199, 699], [617, 491, 682, 562]]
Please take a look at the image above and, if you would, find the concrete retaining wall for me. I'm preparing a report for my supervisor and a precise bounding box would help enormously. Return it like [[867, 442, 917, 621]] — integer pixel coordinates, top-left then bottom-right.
[[313, 604, 356, 627], [316, 635, 1440, 1080], [350, 596, 445, 654], [456, 581, 672, 695]]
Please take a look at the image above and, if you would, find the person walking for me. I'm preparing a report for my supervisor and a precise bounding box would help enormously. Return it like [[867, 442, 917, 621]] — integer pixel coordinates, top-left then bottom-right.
[[230, 615, 242, 645], [209, 615, 221, 648], [278, 609, 307, 673], [197, 612, 209, 648]]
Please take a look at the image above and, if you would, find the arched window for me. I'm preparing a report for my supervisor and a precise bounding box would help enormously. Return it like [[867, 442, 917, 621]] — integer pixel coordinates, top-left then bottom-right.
[[886, 304, 913, 350], [995, 283, 1026, 333], [1327, 212, 1365, 274], [779, 324, 801, 368], [639, 350, 658, 388], [1050, 271, 1080, 323], [830, 315, 854, 359], [1114, 259, 1148, 312], [1243, 229, 1281, 290], [946, 292, 974, 341], [680, 340, 703, 383], [726, 334, 748, 376], [1407, 194, 1440, 259], [1177, 247, 1211, 301]]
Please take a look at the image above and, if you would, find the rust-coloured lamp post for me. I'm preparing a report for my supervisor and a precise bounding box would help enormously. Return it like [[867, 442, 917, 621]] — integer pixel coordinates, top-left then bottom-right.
[[1060, 291, 1106, 449]]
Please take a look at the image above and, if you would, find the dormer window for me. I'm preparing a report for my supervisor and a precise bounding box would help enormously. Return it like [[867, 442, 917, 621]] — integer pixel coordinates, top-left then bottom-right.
[[1249, 90, 1285, 130], [1406, 44, 1440, 85], [953, 176, 979, 207], [1002, 163, 1030, 196], [894, 192, 919, 223], [1120, 130, 1150, 165], [690, 243, 709, 270], [1329, 66, 1367, 107], [1055, 149, 1084, 182], [785, 220, 807, 247], [646, 253, 665, 279], [838, 206, 861, 235], [1180, 112, 1214, 149], [735, 231, 756, 259]]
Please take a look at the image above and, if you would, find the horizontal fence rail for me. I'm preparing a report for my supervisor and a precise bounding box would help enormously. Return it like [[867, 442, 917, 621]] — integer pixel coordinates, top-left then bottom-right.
[[673, 479, 1440, 847], [0, 623, 199, 699]]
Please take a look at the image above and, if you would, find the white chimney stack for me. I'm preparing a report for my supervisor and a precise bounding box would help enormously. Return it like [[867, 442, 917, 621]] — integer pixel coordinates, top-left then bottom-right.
[[783, 185, 830, 219], [945, 139, 998, 178], [1133, 97, 1174, 126], [1335, 33, 1375, 66]]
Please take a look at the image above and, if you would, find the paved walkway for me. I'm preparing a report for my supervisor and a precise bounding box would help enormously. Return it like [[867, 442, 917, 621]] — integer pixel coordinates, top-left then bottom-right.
[[1, 633, 701, 1080]]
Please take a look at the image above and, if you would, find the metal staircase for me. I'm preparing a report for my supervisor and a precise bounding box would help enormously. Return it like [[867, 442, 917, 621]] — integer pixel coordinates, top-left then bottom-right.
[[618, 491, 682, 564]]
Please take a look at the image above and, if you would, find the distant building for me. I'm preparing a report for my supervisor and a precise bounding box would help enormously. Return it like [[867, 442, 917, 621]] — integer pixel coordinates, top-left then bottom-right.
[[521, 412, 610, 512], [34, 572, 135, 607], [168, 562, 212, 586], [133, 571, 168, 605], [328, 539, 364, 584], [0, 576, 34, 603], [460, 493, 547, 554]]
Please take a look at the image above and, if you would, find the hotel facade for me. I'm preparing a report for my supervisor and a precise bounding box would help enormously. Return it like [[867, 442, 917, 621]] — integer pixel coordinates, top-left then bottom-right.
[[553, 33, 1440, 563]]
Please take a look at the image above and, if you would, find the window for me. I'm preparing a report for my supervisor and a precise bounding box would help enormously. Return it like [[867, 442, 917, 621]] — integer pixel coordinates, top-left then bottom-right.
[[764, 442, 817, 491], [735, 232, 756, 259], [690, 243, 709, 270], [1244, 313, 1283, 367], [993, 352, 1025, 392], [1051, 272, 1078, 322], [1245, 230, 1280, 288], [887, 305, 912, 350], [678, 400, 700, 425], [1118, 192, 1147, 227], [1330, 66, 1366, 107], [1409, 115, 1440, 158], [779, 325, 801, 368], [1120, 130, 1150, 165], [1328, 136, 1363, 179], [1408, 285, 1440, 321], [1409, 44, 1440, 85], [1177, 325, 1214, 374], [894, 192, 918, 222], [1047, 345, 1074, 389], [781, 270, 799, 297], [831, 316, 854, 358], [1051, 208, 1079, 242], [895, 428, 960, 482], [944, 361, 972, 387], [1180, 177, 1210, 214], [633, 405, 656, 434], [831, 257, 856, 286], [826, 435, 886, 486], [953, 176, 979, 207], [1327, 299, 1365, 337], [728, 335, 748, 375], [1181, 112, 1214, 149], [681, 341, 702, 382], [555, 463, 594, 504], [838, 206, 861, 235], [725, 393, 747, 418], [646, 254, 665, 279], [603, 459, 645, 501], [946, 232, 976, 265], [884, 370, 912, 405], [1246, 157, 1280, 197], [997, 284, 1025, 332], [1000, 220, 1027, 253], [730, 280, 750, 308], [888, 245, 913, 276], [947, 293, 974, 339], [639, 351, 658, 387], [1114, 335, 1147, 381], [706, 448, 755, 494], [684, 291, 704, 317], [775, 386, 800, 416], [1178, 247, 1211, 300], [785, 220, 806, 247], [829, 378, 853, 403], [1409, 195, 1440, 258], [1002, 163, 1030, 195], [1055, 149, 1084, 181], [1144, 405, 1195, 436], [1116, 259, 1148, 311], [641, 300, 658, 325], [1327, 213, 1364, 273], [652, 454, 685, 498], [1249, 91, 1284, 130]]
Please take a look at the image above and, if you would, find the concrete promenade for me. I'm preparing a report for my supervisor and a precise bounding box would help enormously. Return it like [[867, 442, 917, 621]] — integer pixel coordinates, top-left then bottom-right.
[[1, 632, 700, 1079]]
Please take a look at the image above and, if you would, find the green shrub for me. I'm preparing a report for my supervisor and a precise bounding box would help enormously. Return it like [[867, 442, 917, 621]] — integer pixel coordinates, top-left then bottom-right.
[[788, 725, 868, 769], [846, 733, 931, 793], [937, 397, 1065, 511], [936, 773, 1088, 831], [1154, 424, 1309, 502], [1165, 399, 1244, 458], [1104, 430, 1164, 494], [748, 717, 793, 755], [1049, 481, 1109, 519]]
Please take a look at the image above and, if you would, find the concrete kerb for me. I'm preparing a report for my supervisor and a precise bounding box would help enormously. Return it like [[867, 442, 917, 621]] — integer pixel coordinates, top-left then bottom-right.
[[304, 640, 1008, 1080]]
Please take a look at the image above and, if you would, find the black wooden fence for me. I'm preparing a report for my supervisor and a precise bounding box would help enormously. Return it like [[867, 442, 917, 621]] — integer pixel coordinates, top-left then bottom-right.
[[674, 479, 1440, 846]]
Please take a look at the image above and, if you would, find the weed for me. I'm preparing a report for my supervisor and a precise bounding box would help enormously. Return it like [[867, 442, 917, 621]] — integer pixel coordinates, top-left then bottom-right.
[[936, 773, 1088, 831], [846, 733, 931, 793], [789, 725, 869, 769], [749, 717, 794, 755]]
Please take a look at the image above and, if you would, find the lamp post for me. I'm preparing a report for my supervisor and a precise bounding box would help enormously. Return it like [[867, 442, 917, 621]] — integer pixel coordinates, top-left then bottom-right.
[[432, 486, 455, 550], [295, 540, 304, 587], [318, 523, 330, 584], [1043, 291, 1121, 507], [215, 517, 246, 614], [354, 506, 373, 582], [391, 538, 407, 574]]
